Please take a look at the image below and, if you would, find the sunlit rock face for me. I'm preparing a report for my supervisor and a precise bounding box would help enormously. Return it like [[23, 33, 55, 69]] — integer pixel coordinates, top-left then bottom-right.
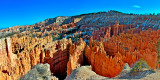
[[84, 29, 160, 78], [0, 35, 72, 80], [67, 38, 86, 76], [85, 38, 125, 78], [0, 37, 17, 80]]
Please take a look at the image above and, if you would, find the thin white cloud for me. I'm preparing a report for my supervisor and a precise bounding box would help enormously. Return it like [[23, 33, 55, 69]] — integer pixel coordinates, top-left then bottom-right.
[[132, 5, 141, 9]]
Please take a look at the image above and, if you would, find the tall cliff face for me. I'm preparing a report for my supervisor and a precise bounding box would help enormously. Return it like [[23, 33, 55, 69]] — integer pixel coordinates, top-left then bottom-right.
[[0, 37, 17, 80], [67, 38, 86, 76], [0, 35, 73, 80], [43, 38, 72, 79]]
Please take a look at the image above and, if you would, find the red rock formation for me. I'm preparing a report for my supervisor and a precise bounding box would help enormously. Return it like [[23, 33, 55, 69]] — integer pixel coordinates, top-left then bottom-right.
[[0, 35, 73, 80], [111, 21, 119, 36], [67, 38, 86, 76], [103, 29, 160, 69], [85, 39, 124, 78], [104, 27, 111, 40], [0, 38, 17, 80], [92, 21, 132, 41], [44, 38, 72, 78], [84, 29, 160, 78]]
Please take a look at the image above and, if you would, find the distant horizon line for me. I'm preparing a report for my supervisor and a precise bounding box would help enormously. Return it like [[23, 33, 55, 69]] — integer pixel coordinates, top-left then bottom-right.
[[1, 10, 160, 30]]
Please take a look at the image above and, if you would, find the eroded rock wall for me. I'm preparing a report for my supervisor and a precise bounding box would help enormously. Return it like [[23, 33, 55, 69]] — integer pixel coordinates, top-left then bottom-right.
[[0, 35, 72, 80], [0, 37, 17, 80], [67, 38, 86, 76], [44, 38, 72, 79], [84, 29, 160, 78], [85, 38, 125, 78]]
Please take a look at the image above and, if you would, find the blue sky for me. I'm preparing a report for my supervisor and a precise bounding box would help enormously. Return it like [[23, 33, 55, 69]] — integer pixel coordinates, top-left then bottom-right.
[[0, 0, 160, 29]]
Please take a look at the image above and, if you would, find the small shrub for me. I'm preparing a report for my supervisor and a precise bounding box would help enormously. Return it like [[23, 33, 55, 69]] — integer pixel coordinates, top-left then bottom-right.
[[129, 59, 150, 76], [52, 35, 57, 41]]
